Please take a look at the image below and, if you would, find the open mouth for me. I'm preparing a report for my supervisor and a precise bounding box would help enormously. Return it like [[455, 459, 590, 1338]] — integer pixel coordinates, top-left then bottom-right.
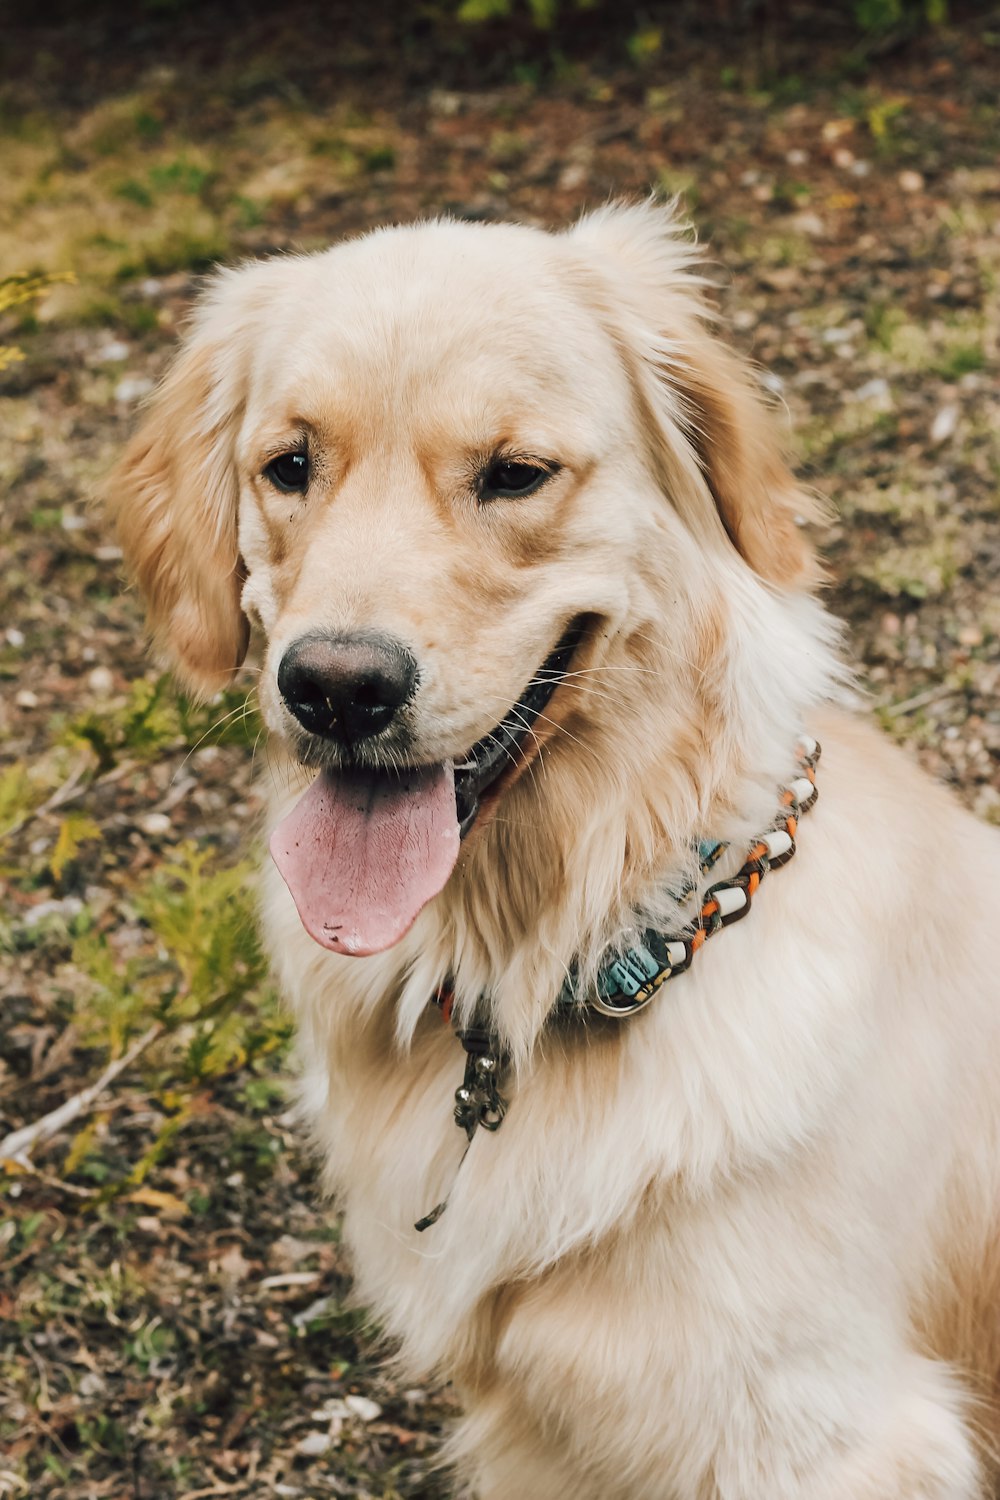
[[269, 619, 585, 957], [453, 620, 583, 837]]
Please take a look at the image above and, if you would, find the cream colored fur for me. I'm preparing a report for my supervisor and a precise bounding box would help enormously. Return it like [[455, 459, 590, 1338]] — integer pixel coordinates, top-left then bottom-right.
[[110, 203, 1000, 1499]]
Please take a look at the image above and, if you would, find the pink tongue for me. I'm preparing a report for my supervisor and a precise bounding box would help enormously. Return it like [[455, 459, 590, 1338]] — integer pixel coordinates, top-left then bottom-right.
[[269, 763, 460, 956]]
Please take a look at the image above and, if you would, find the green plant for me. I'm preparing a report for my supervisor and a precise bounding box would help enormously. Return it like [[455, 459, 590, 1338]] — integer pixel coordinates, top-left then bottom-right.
[[0, 271, 75, 371], [62, 675, 260, 773]]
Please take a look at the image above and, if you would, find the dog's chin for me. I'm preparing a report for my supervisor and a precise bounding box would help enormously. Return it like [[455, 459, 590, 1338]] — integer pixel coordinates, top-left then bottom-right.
[[268, 617, 589, 956]]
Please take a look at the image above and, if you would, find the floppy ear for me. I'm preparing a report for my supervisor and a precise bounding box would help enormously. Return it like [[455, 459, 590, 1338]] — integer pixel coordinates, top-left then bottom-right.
[[568, 201, 821, 589], [106, 305, 249, 699]]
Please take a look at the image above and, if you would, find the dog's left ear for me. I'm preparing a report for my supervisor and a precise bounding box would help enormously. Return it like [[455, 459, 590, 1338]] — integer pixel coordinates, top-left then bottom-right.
[[568, 202, 821, 589]]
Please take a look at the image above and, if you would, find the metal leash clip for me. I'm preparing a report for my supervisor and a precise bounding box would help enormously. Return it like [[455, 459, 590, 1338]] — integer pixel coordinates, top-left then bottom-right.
[[453, 1026, 507, 1140]]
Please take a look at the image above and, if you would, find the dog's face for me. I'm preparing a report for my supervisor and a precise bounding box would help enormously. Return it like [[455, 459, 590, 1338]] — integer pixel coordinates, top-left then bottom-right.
[[110, 205, 818, 956]]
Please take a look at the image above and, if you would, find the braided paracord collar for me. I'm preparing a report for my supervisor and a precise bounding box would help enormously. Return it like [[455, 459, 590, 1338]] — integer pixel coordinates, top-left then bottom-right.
[[415, 739, 821, 1231]]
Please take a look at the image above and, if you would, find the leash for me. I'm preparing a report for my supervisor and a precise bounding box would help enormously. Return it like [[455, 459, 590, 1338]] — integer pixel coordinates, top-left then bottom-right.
[[414, 738, 821, 1231]]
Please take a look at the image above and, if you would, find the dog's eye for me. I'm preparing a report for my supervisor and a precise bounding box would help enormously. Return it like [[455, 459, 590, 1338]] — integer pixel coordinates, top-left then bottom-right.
[[479, 459, 554, 501], [264, 451, 309, 494]]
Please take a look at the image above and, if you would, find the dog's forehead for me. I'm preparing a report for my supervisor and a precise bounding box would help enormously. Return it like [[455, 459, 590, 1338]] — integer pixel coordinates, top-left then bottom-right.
[[244, 222, 629, 433]]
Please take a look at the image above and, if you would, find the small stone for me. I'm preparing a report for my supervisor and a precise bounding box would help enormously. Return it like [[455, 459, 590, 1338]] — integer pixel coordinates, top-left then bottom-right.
[[114, 374, 154, 404], [344, 1395, 382, 1422], [785, 148, 808, 165], [852, 377, 891, 405], [24, 896, 84, 928], [957, 626, 983, 647], [929, 404, 959, 445], [558, 162, 587, 192], [849, 159, 872, 177], [295, 1431, 333, 1458], [311, 1399, 350, 1422], [96, 339, 129, 363], [428, 89, 461, 116], [6, 628, 25, 648], [268, 1233, 316, 1270], [139, 812, 171, 836], [789, 211, 825, 237], [898, 170, 924, 193], [16, 689, 39, 708], [832, 147, 855, 169], [61, 511, 88, 532], [87, 666, 115, 695]]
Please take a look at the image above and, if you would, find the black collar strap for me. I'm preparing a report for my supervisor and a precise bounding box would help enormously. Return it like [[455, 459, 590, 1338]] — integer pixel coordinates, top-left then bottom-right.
[[415, 738, 821, 1231]]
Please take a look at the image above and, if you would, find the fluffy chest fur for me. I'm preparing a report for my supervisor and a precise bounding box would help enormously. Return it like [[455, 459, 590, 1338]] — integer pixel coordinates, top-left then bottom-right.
[[261, 709, 1000, 1500]]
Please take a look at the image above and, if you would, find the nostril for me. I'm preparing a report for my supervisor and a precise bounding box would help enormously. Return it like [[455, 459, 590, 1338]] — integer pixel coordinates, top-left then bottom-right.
[[278, 633, 418, 745]]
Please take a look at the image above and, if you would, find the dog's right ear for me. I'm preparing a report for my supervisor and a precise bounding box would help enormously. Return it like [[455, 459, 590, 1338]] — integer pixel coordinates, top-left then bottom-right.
[[106, 279, 257, 700]]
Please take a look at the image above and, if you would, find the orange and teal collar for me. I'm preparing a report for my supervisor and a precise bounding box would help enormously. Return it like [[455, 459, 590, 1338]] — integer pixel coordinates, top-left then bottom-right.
[[416, 739, 821, 1231]]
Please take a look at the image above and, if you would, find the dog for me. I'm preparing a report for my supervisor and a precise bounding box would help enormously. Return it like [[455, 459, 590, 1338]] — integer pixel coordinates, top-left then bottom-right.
[[109, 202, 1000, 1499]]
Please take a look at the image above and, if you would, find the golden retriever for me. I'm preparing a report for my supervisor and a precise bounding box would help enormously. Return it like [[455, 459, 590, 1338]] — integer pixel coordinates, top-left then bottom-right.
[[110, 202, 1000, 1499]]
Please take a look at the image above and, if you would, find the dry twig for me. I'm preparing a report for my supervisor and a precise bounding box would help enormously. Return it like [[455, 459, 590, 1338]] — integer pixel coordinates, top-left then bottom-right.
[[0, 1023, 163, 1170]]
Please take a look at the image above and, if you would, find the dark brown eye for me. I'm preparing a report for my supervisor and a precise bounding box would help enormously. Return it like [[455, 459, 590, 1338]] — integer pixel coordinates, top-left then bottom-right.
[[264, 451, 309, 494], [479, 459, 555, 501]]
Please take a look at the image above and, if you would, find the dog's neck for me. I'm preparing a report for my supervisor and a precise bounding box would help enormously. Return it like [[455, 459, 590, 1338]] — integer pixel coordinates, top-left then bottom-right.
[[381, 578, 845, 1065]]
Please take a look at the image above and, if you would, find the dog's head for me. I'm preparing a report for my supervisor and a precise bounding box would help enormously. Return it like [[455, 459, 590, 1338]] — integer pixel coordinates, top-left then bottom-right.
[[109, 202, 821, 959]]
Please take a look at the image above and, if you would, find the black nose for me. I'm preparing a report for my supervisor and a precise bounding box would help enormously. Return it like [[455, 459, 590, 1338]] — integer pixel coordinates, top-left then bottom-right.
[[277, 632, 418, 744]]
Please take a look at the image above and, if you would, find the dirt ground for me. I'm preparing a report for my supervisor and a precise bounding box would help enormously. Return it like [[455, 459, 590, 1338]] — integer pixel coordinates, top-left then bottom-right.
[[1, 5, 999, 1497]]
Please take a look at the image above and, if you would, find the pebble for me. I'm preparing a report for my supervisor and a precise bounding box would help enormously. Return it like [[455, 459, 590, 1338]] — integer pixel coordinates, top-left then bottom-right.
[[344, 1395, 382, 1422], [789, 211, 825, 237], [139, 812, 172, 836], [87, 666, 115, 696], [295, 1432, 333, 1458], [6, 627, 25, 647], [899, 170, 924, 193], [559, 163, 587, 192], [852, 377, 891, 404], [929, 404, 959, 445], [16, 689, 39, 708], [96, 339, 129, 362], [115, 374, 154, 404], [24, 896, 85, 928], [311, 1399, 350, 1422]]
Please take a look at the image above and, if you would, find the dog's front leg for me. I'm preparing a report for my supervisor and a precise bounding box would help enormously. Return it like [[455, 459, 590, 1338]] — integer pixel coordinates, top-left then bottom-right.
[[450, 1201, 986, 1500], [705, 1351, 981, 1500], [458, 1349, 981, 1500]]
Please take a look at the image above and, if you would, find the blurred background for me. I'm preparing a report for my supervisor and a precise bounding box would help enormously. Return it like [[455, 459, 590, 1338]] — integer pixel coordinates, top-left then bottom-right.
[[1, 2, 998, 1496]]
